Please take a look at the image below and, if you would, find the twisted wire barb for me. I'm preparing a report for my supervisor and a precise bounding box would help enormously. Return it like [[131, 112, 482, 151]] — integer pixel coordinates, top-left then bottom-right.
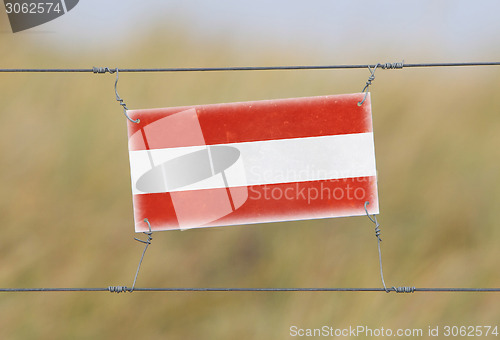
[[379, 61, 404, 69], [92, 67, 114, 74], [108, 286, 128, 294]]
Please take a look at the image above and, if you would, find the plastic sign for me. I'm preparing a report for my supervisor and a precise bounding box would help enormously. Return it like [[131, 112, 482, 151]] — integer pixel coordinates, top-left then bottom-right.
[[127, 93, 379, 232]]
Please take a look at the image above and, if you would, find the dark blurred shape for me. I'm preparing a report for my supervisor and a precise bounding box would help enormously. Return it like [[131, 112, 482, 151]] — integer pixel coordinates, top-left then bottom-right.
[[5, 0, 79, 33], [64, 0, 78, 11]]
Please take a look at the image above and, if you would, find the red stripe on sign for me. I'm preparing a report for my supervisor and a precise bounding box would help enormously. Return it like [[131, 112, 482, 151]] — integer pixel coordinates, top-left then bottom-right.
[[133, 176, 378, 232], [128, 93, 372, 151]]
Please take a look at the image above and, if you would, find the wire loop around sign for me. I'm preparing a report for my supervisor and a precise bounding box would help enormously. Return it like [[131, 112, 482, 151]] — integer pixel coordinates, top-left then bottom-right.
[[357, 64, 378, 106], [357, 61, 404, 106], [107, 219, 153, 294], [364, 201, 415, 294], [114, 68, 140, 124], [92, 66, 139, 123], [364, 201, 389, 292], [130, 218, 153, 292]]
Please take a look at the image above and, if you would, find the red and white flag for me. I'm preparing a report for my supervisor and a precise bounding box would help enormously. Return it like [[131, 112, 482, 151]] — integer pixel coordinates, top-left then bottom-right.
[[127, 93, 378, 232]]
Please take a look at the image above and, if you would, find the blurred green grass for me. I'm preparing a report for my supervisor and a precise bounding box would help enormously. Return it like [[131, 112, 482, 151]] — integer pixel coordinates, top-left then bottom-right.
[[1, 18, 500, 340]]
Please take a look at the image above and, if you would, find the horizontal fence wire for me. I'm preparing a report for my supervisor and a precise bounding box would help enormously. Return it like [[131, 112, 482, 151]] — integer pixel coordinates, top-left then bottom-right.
[[1, 287, 500, 293], [0, 62, 499, 73]]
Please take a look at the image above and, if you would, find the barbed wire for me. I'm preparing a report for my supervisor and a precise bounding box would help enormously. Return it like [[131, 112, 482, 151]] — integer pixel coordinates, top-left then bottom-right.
[[0, 287, 499, 293], [0, 61, 499, 73]]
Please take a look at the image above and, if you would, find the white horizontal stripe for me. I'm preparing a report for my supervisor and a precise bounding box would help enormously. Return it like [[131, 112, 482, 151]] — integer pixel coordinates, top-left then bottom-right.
[[128, 133, 376, 194]]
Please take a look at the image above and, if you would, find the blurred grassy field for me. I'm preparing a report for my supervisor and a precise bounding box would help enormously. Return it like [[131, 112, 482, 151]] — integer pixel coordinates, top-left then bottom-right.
[[1, 16, 500, 340]]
